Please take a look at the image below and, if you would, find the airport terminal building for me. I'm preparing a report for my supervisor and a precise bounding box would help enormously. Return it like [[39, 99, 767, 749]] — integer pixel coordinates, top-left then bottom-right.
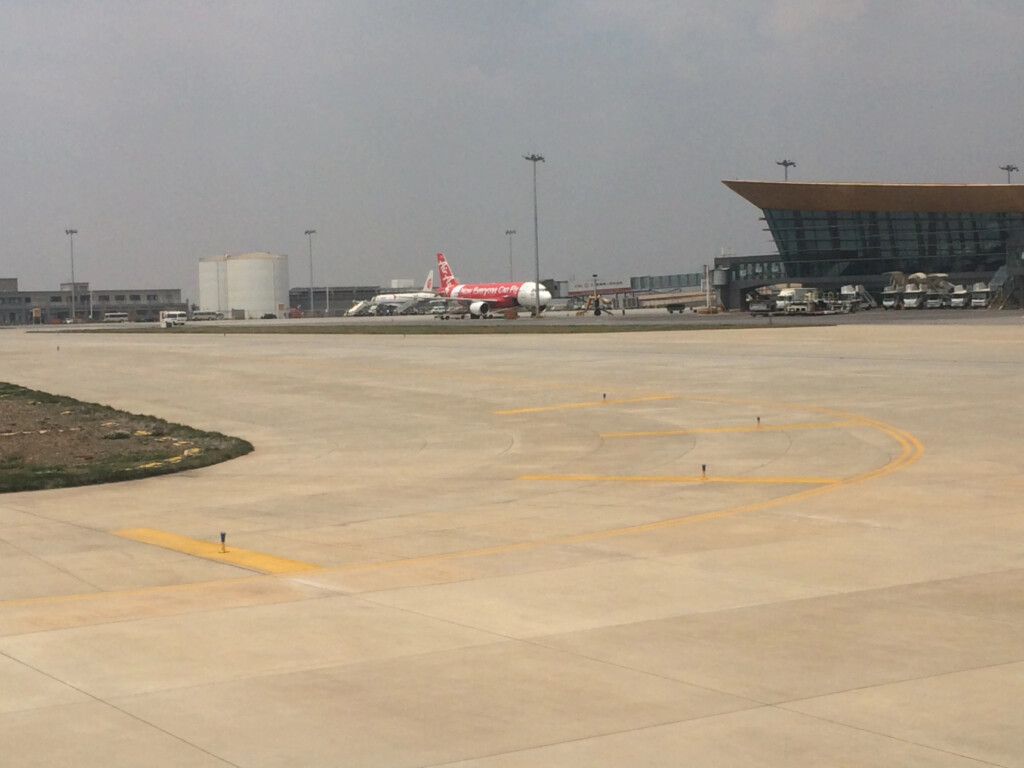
[[716, 180, 1024, 309], [0, 278, 184, 325]]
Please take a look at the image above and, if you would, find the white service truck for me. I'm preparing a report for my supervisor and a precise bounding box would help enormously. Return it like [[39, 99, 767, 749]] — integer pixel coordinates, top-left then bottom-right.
[[159, 310, 187, 328]]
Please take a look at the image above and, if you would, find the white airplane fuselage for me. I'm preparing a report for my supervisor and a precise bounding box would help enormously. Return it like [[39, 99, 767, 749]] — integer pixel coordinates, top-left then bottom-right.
[[354, 270, 436, 315], [369, 290, 436, 310]]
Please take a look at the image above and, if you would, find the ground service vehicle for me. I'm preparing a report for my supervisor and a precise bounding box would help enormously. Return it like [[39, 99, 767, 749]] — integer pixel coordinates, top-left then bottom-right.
[[159, 310, 187, 327]]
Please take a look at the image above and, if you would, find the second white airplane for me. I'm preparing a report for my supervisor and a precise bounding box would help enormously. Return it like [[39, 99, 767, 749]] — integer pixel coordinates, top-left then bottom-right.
[[348, 272, 437, 316]]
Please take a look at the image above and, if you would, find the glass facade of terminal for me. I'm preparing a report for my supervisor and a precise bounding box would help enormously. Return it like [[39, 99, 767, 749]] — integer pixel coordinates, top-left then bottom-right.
[[630, 272, 702, 292], [758, 209, 1023, 280]]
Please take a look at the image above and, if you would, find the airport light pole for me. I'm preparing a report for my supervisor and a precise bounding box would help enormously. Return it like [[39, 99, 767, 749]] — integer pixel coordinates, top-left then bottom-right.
[[776, 159, 796, 181], [64, 229, 77, 322], [524, 154, 544, 317], [305, 229, 316, 314], [505, 229, 516, 281], [999, 164, 1018, 184]]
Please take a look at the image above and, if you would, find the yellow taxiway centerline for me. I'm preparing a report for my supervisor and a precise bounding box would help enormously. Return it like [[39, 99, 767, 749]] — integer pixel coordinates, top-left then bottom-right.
[[494, 394, 678, 415], [328, 405, 923, 572], [329, 414, 922, 572], [518, 474, 840, 484], [114, 528, 321, 574], [600, 421, 857, 438], [2, 400, 922, 615]]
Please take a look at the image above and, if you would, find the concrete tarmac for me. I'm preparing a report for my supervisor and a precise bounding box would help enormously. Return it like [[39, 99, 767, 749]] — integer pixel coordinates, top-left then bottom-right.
[[1, 317, 1022, 766]]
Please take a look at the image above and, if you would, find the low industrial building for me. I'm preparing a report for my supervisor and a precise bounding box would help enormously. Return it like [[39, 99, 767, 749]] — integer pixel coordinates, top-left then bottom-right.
[[0, 278, 183, 325], [198, 252, 290, 319], [716, 180, 1024, 309], [290, 285, 379, 316]]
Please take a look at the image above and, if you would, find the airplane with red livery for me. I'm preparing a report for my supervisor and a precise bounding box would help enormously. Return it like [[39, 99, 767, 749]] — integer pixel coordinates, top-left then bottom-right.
[[435, 252, 551, 318]]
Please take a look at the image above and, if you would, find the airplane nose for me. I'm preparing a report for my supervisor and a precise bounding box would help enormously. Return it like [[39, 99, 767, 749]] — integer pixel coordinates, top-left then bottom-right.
[[518, 282, 551, 308]]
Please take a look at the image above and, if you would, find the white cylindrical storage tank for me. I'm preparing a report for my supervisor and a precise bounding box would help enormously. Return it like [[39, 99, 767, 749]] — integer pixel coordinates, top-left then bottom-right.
[[272, 255, 289, 316], [229, 252, 278, 315], [198, 255, 230, 313], [197, 252, 289, 318]]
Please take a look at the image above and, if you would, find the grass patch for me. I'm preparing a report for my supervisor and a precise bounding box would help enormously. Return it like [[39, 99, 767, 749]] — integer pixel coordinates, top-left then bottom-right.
[[0, 382, 253, 493]]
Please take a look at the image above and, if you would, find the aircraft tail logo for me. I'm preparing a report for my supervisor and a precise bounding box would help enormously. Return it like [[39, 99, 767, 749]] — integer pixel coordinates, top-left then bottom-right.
[[423, 271, 434, 292], [437, 253, 457, 293]]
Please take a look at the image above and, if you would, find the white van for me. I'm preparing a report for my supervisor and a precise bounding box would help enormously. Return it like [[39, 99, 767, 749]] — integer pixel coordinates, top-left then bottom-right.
[[159, 310, 187, 328]]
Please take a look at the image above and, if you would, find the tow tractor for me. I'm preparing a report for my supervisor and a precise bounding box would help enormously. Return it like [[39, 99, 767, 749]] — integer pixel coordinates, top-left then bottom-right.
[[576, 293, 614, 316]]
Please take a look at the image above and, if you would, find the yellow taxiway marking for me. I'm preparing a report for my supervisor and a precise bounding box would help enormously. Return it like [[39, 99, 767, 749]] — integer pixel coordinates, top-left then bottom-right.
[[494, 394, 677, 415], [600, 421, 857, 438], [519, 474, 839, 484], [114, 529, 321, 574], [329, 404, 923, 572], [2, 401, 923, 611]]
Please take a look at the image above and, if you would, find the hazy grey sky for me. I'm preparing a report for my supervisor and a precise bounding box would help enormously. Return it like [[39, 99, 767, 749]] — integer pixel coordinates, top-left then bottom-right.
[[3, 1, 1022, 300]]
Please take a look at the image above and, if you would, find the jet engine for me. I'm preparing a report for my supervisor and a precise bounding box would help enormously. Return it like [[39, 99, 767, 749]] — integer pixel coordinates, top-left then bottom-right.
[[469, 301, 490, 317]]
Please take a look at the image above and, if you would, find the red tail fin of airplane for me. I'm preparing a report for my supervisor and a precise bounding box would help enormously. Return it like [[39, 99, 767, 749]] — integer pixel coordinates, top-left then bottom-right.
[[437, 253, 457, 293]]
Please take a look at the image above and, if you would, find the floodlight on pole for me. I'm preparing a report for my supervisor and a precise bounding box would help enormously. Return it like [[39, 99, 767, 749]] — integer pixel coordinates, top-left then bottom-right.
[[523, 154, 545, 317], [305, 229, 316, 314], [64, 229, 78, 322], [999, 164, 1019, 184], [776, 159, 796, 181], [505, 229, 516, 281]]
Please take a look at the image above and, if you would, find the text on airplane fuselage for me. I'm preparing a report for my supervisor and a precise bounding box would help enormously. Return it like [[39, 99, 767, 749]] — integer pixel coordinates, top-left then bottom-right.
[[452, 284, 520, 298]]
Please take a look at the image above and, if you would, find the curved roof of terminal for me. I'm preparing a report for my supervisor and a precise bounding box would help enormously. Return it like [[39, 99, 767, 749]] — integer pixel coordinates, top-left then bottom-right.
[[722, 180, 1024, 213]]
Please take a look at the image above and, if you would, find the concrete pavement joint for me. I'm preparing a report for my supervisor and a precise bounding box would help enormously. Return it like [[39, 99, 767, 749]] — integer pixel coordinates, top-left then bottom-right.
[[0, 647, 244, 766]]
